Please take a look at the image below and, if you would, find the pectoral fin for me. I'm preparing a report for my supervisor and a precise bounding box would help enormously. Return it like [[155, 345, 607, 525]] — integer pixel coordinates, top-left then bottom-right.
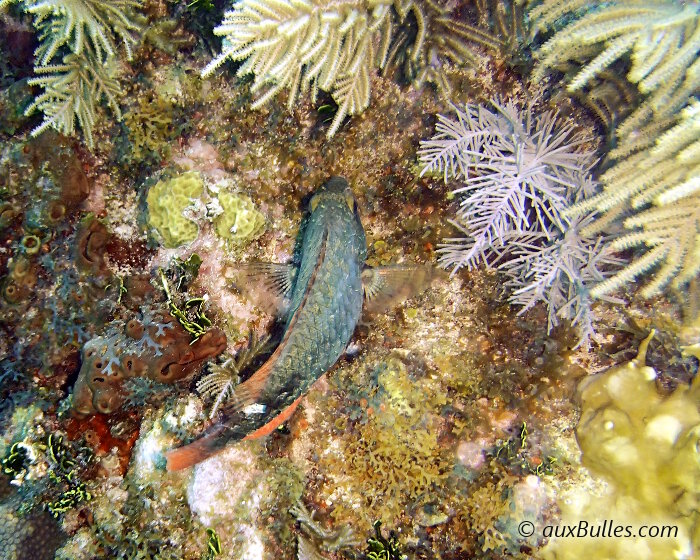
[[362, 264, 441, 313], [226, 262, 298, 316]]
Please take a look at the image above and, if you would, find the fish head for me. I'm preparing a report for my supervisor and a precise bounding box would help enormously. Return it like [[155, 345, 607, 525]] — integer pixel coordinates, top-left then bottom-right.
[[309, 176, 360, 219], [307, 177, 366, 261]]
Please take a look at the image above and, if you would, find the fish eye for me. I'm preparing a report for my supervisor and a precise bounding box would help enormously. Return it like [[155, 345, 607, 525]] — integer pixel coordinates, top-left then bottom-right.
[[310, 194, 320, 212]]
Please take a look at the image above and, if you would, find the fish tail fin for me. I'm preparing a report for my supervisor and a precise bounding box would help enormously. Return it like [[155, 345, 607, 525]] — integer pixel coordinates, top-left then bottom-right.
[[165, 425, 228, 471]]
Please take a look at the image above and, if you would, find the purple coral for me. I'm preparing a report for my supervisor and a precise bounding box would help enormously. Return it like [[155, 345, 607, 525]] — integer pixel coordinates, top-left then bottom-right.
[[419, 100, 595, 270]]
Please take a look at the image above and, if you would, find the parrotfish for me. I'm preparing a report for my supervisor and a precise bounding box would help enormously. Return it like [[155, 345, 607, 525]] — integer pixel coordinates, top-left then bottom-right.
[[166, 177, 434, 470]]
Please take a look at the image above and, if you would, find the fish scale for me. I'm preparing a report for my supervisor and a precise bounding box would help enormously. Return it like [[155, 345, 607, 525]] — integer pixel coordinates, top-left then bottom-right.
[[166, 177, 367, 470]]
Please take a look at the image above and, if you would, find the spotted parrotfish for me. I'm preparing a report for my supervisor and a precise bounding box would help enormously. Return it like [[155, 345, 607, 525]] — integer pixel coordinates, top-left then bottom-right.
[[166, 177, 435, 470]]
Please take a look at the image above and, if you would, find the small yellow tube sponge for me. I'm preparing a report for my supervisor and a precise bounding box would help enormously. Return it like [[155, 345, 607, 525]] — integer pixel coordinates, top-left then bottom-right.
[[543, 331, 700, 559], [213, 191, 266, 243], [147, 171, 203, 247]]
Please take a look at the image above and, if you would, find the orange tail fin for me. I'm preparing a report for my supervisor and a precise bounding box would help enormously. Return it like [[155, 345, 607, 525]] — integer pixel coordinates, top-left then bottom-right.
[[165, 425, 227, 472]]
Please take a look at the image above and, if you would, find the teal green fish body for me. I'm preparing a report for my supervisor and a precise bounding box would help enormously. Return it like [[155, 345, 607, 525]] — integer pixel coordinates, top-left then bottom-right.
[[166, 177, 367, 470], [261, 176, 367, 403]]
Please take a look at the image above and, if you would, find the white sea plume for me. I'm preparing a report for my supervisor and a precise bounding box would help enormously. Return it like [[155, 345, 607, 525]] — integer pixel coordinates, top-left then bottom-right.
[[420, 100, 619, 345]]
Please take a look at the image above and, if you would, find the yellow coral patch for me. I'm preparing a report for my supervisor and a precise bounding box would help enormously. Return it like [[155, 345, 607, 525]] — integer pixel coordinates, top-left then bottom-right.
[[147, 172, 203, 247], [542, 332, 700, 559], [213, 191, 266, 243]]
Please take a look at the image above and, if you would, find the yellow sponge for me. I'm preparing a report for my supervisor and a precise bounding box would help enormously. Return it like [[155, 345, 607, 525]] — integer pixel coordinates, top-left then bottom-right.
[[543, 332, 700, 559]]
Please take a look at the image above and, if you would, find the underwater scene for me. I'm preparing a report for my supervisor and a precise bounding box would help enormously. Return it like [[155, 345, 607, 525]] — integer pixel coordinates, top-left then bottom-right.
[[0, 0, 698, 558]]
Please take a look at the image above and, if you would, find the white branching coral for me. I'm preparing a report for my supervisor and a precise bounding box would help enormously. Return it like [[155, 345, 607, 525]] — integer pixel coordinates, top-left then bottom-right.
[[420, 101, 618, 344], [27, 0, 142, 65], [572, 100, 700, 299], [419, 101, 595, 269], [499, 218, 623, 343], [202, 0, 408, 137], [24, 50, 122, 149], [520, 1, 700, 300], [525, 0, 700, 149], [2, 0, 142, 149]]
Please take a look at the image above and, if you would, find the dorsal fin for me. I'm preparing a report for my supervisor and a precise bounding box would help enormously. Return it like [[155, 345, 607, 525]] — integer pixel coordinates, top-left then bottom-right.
[[218, 229, 329, 417]]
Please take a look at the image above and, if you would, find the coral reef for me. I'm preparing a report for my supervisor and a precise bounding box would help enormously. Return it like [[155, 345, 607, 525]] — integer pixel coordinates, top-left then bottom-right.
[[542, 331, 700, 558], [315, 351, 453, 526], [71, 306, 226, 417], [123, 93, 176, 163], [1, 1, 696, 558]]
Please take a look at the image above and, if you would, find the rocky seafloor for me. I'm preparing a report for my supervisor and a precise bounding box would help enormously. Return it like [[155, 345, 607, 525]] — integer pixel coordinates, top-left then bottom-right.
[[0, 1, 698, 559]]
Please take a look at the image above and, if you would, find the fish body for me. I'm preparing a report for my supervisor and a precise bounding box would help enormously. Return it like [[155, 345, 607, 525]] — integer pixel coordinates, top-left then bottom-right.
[[166, 177, 367, 470], [262, 176, 366, 403]]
